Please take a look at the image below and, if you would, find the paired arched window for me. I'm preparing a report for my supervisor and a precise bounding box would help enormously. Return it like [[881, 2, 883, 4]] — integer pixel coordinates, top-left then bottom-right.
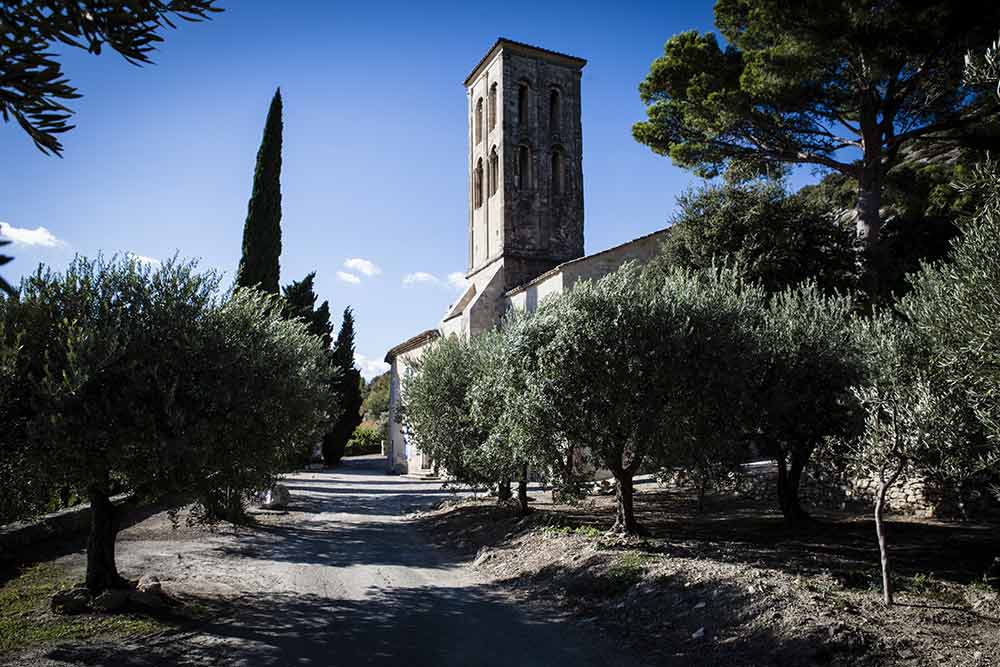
[[475, 97, 484, 144], [489, 146, 499, 197], [549, 89, 561, 132], [518, 83, 530, 128], [517, 145, 532, 190], [474, 158, 484, 208], [551, 149, 564, 195], [488, 83, 498, 130]]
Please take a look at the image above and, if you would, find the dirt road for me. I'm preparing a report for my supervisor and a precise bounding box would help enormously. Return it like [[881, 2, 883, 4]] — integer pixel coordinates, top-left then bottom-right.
[[14, 456, 636, 666]]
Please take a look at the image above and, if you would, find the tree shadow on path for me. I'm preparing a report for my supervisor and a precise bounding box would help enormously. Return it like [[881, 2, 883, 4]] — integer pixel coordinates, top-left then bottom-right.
[[44, 586, 633, 667]]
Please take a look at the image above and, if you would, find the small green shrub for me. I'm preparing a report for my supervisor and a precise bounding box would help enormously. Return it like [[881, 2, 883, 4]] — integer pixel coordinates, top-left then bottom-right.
[[346, 425, 382, 456]]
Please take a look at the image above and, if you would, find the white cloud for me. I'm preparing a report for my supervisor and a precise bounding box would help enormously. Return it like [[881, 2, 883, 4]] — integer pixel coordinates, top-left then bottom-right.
[[356, 353, 390, 381], [0, 222, 66, 248], [447, 271, 467, 291], [127, 253, 161, 267], [344, 257, 381, 277], [337, 271, 361, 285], [402, 271, 440, 287]]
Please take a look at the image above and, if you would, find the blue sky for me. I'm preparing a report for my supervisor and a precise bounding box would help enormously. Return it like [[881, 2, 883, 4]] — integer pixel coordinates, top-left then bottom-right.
[[1, 0, 800, 379]]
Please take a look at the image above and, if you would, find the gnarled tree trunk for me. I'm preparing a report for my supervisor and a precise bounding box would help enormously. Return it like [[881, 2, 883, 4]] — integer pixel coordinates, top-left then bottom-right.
[[610, 469, 648, 536], [776, 450, 811, 522], [85, 485, 125, 593], [517, 466, 530, 516], [496, 479, 512, 503]]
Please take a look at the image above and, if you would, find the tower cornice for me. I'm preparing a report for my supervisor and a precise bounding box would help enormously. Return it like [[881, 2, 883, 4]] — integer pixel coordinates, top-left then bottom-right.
[[463, 38, 586, 87]]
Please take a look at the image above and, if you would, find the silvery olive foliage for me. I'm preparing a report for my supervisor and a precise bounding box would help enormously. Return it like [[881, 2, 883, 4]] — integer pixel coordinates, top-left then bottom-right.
[[848, 36, 1000, 606], [0, 255, 334, 586], [185, 286, 335, 523], [399, 333, 495, 489]]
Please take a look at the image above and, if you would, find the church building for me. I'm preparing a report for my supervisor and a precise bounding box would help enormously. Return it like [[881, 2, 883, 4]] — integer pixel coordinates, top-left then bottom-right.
[[384, 38, 668, 474]]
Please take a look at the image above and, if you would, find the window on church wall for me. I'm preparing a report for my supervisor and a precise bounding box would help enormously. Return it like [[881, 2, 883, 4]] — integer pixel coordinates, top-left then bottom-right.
[[517, 145, 531, 190], [488, 83, 498, 130], [489, 147, 499, 197], [549, 89, 561, 132], [475, 97, 483, 144], [551, 150, 564, 195], [474, 158, 484, 208], [518, 83, 529, 128]]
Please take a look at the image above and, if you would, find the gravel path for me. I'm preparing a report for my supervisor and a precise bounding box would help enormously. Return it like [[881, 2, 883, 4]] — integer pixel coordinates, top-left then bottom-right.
[[10, 456, 635, 666]]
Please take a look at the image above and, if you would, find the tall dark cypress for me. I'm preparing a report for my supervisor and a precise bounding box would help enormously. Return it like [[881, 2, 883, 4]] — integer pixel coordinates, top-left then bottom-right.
[[323, 307, 363, 465], [236, 88, 283, 294]]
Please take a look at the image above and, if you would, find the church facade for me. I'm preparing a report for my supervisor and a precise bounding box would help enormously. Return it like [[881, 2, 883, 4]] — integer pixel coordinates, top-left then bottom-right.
[[384, 38, 668, 475]]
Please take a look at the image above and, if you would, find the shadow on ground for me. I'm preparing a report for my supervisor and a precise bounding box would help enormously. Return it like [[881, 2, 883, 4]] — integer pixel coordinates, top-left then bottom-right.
[[40, 585, 630, 667], [419, 489, 1000, 586]]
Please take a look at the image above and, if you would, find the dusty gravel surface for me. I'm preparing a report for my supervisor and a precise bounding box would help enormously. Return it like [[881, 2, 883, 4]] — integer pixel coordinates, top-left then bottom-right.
[[3, 456, 639, 667], [416, 487, 1000, 667]]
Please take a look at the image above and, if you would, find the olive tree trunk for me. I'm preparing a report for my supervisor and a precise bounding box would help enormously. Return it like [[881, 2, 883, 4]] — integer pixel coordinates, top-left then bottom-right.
[[85, 485, 125, 593], [875, 466, 903, 607], [776, 451, 811, 522], [496, 480, 512, 503], [517, 471, 530, 517], [610, 468, 648, 536]]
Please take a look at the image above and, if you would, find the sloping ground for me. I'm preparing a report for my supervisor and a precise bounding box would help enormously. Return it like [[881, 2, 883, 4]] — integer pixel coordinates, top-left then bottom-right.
[[1, 457, 642, 667], [414, 486, 1000, 666]]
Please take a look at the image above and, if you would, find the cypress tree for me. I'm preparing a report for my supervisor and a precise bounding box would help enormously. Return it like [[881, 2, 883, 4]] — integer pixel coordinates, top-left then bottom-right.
[[236, 88, 283, 294], [283, 272, 333, 349], [323, 308, 363, 465]]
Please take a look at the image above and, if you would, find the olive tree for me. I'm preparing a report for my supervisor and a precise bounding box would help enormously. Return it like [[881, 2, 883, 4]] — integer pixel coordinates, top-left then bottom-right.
[[851, 316, 990, 605], [752, 283, 868, 521], [0, 256, 332, 592], [509, 265, 682, 535], [471, 310, 582, 513], [652, 266, 766, 512], [183, 288, 335, 523], [399, 334, 494, 490]]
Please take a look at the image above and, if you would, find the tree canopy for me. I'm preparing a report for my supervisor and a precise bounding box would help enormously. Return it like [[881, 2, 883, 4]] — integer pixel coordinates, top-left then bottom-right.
[[633, 0, 1000, 287], [653, 180, 856, 294], [0, 256, 332, 592], [1, 0, 221, 155]]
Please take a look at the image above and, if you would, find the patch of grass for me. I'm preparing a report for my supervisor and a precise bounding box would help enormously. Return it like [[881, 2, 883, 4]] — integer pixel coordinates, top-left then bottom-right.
[[541, 525, 604, 539], [899, 572, 966, 606], [604, 552, 653, 592], [0, 563, 169, 656]]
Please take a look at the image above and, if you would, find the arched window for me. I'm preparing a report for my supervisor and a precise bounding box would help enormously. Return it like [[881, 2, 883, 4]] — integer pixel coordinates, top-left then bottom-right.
[[549, 89, 561, 132], [475, 97, 483, 144], [489, 146, 499, 197], [518, 83, 530, 128], [488, 83, 498, 130], [551, 149, 563, 195], [517, 145, 531, 190], [474, 158, 484, 208]]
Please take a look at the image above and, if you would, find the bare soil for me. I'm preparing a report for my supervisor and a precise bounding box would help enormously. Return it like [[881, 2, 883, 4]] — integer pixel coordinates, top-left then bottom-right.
[[414, 482, 1000, 666]]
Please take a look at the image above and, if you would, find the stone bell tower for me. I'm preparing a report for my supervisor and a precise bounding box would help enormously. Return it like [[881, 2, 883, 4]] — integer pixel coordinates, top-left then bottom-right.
[[464, 38, 586, 291]]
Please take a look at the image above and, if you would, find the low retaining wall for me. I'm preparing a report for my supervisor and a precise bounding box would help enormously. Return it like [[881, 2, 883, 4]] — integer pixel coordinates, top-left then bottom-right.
[[731, 461, 937, 517], [0, 494, 134, 562]]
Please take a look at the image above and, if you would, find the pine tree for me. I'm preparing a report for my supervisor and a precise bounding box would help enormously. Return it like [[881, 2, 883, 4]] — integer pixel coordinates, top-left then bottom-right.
[[283, 272, 333, 349], [323, 308, 363, 465], [236, 88, 283, 294]]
